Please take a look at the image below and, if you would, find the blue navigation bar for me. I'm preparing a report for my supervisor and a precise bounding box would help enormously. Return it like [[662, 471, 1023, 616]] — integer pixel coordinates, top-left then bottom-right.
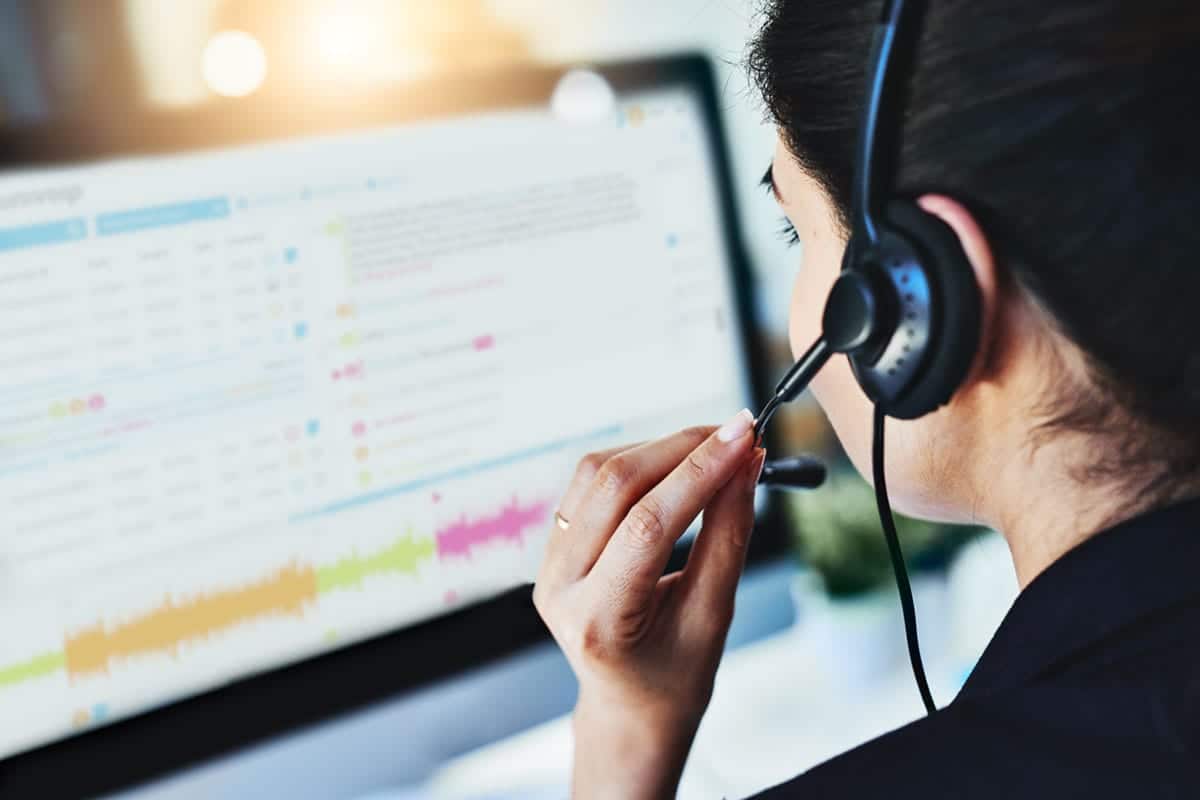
[[96, 196, 230, 236], [0, 218, 86, 252]]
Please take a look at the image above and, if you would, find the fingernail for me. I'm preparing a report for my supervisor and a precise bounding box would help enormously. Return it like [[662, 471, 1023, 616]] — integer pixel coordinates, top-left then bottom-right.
[[716, 408, 754, 443]]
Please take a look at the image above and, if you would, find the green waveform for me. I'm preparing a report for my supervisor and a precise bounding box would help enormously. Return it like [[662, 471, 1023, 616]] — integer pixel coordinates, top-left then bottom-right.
[[0, 651, 65, 689], [316, 531, 435, 594]]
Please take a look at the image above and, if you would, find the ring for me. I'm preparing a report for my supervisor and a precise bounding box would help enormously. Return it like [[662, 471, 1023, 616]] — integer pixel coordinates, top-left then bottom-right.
[[554, 511, 571, 531]]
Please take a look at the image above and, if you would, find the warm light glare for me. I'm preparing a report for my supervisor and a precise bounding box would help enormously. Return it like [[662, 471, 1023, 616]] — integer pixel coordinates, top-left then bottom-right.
[[124, 0, 219, 107], [202, 30, 268, 98], [303, 3, 436, 84], [314, 11, 376, 71]]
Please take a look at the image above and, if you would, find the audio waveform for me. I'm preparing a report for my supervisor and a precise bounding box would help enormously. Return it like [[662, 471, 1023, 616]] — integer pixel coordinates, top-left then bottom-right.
[[64, 563, 318, 679], [1, 490, 559, 690], [0, 504, 532, 690], [0, 652, 65, 690], [316, 531, 435, 593], [436, 496, 551, 559]]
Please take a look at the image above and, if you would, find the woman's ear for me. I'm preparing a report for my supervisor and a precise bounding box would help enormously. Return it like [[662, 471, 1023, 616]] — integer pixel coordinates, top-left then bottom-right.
[[917, 194, 1003, 384]]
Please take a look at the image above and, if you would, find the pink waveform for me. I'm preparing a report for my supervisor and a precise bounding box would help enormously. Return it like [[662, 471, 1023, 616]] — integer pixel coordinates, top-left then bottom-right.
[[332, 361, 365, 381], [472, 334, 495, 352], [437, 496, 551, 559]]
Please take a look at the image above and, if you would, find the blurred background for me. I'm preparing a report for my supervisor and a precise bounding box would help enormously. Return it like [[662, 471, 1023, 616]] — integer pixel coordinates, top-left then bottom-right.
[[0, 1, 1018, 798]]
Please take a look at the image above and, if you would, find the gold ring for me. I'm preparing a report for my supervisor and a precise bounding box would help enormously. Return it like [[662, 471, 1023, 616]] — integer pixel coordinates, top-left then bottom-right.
[[554, 511, 571, 531]]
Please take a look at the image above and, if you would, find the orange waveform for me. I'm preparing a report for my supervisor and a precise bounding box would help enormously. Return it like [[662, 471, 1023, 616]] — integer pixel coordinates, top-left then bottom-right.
[[64, 563, 318, 679]]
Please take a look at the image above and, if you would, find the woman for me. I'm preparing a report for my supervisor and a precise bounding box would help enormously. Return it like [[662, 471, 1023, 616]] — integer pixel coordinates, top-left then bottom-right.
[[533, 0, 1200, 796]]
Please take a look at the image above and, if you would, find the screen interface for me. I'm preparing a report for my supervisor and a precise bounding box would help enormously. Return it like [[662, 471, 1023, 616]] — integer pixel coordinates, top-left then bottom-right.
[[0, 84, 750, 758]]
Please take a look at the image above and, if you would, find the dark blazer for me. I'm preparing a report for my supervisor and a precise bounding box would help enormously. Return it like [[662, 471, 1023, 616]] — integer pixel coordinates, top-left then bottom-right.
[[753, 497, 1200, 798]]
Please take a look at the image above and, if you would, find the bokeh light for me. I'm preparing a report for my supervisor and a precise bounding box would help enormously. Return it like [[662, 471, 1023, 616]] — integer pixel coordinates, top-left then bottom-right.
[[551, 68, 616, 124], [201, 29, 268, 98]]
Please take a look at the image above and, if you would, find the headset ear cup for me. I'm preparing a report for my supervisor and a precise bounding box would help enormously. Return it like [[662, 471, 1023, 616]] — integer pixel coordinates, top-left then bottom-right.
[[883, 200, 983, 419]]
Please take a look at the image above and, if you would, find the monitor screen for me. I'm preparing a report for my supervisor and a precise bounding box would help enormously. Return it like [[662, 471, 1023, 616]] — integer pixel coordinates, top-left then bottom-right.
[[0, 80, 755, 759]]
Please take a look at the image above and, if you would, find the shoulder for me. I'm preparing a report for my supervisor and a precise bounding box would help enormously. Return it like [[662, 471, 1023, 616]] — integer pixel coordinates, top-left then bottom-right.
[[751, 506, 1200, 799], [747, 684, 1200, 799]]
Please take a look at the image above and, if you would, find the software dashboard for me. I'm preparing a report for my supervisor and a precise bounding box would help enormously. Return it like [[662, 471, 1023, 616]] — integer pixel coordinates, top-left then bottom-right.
[[0, 85, 751, 758]]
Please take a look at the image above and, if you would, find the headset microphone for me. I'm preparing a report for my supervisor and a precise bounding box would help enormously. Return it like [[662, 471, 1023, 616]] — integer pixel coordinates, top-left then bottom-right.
[[753, 256, 916, 438], [756, 455, 827, 491], [753, 0, 983, 716]]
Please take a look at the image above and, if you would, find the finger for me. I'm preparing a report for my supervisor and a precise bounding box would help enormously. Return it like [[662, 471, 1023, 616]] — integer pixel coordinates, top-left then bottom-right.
[[589, 409, 757, 615], [557, 442, 645, 524], [679, 447, 764, 628], [539, 442, 644, 591], [540, 441, 639, 582], [557, 426, 715, 580]]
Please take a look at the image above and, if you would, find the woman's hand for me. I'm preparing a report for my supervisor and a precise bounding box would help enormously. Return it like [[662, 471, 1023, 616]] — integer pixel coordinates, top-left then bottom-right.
[[534, 410, 765, 799]]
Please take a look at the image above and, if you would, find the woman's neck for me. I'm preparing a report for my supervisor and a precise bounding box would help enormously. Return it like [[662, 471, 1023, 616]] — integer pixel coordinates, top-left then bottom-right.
[[982, 430, 1153, 588], [997, 495, 1108, 589], [960, 317, 1154, 588]]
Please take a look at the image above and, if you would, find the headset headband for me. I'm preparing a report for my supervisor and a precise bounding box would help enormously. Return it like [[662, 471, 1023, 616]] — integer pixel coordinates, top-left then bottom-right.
[[853, 0, 922, 246]]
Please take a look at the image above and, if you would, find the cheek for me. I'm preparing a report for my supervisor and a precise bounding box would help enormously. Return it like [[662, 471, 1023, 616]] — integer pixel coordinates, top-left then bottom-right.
[[789, 268, 958, 520], [814, 355, 875, 479], [787, 243, 877, 475], [786, 251, 830, 356], [785, 213, 843, 359]]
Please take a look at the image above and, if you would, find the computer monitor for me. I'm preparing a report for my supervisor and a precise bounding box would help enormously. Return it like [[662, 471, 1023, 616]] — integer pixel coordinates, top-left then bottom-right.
[[0, 55, 786, 795]]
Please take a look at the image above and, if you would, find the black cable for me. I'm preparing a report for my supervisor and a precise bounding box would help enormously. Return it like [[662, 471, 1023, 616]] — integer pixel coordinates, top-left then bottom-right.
[[754, 337, 832, 442], [872, 406, 937, 715], [753, 395, 783, 442]]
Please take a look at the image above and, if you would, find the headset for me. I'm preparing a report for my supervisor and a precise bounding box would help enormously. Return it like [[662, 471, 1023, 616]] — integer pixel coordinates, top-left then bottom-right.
[[754, 0, 982, 715]]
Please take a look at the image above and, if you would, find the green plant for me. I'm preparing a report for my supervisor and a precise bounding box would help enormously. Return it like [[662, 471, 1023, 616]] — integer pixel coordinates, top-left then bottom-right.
[[787, 468, 974, 598]]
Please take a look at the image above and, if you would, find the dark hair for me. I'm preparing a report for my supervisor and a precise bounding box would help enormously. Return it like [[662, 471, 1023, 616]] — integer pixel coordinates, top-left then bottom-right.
[[748, 0, 1200, 509]]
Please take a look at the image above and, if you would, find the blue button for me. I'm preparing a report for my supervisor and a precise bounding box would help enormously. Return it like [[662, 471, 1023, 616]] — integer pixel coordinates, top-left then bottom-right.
[[0, 218, 88, 252], [97, 197, 230, 236]]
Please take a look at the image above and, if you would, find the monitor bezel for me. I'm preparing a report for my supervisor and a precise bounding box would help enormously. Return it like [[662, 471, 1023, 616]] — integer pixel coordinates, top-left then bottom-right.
[[0, 52, 792, 797]]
